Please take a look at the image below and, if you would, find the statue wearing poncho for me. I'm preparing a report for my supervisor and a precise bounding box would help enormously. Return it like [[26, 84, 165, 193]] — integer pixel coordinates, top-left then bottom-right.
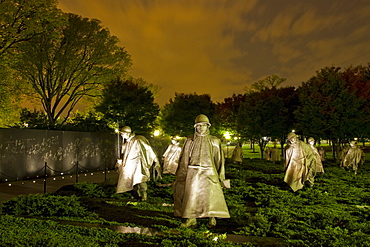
[[173, 114, 230, 228], [162, 138, 181, 175], [116, 126, 158, 200], [284, 132, 315, 192], [342, 141, 365, 175]]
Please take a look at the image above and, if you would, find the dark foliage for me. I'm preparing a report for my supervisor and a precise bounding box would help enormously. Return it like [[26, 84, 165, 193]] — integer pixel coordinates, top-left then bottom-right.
[[2, 158, 370, 246]]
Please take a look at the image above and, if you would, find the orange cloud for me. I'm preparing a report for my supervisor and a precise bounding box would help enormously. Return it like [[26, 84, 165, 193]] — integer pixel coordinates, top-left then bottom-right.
[[58, 0, 370, 105]]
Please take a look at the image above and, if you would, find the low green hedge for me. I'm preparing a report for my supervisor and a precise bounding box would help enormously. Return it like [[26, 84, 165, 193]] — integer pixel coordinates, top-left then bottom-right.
[[1, 158, 370, 246]]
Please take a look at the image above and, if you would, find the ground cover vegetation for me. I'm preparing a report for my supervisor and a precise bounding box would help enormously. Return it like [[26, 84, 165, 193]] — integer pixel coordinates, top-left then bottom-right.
[[1, 154, 370, 246]]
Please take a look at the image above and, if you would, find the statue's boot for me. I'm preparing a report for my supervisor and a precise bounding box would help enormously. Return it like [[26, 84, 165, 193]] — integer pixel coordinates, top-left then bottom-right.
[[208, 217, 217, 228], [181, 218, 197, 228]]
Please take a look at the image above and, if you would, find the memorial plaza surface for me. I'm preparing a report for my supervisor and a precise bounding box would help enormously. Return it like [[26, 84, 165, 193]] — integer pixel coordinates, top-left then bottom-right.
[[0, 170, 118, 202]]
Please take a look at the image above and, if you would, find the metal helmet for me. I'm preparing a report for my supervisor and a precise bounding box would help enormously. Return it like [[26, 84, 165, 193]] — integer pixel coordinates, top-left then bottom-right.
[[120, 126, 132, 133], [287, 132, 296, 140], [308, 137, 315, 143], [194, 114, 211, 126]]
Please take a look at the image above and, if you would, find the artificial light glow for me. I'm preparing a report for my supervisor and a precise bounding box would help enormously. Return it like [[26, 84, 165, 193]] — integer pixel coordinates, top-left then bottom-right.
[[153, 130, 161, 136], [224, 131, 231, 140]]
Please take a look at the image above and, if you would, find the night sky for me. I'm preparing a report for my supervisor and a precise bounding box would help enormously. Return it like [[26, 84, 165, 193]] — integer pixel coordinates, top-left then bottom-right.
[[58, 0, 370, 106]]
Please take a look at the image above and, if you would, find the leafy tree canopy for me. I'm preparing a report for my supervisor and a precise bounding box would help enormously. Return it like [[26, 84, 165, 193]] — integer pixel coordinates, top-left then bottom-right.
[[237, 75, 296, 158], [245, 74, 287, 93], [214, 93, 247, 139], [63, 111, 112, 132], [11, 13, 131, 127], [159, 93, 216, 137], [11, 108, 48, 129], [0, 0, 66, 56], [295, 66, 365, 143], [95, 77, 159, 136], [0, 0, 67, 126]]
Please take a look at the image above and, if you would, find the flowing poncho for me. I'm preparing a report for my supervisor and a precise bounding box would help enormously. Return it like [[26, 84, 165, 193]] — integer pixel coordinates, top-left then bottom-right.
[[284, 140, 314, 192], [173, 132, 230, 218], [162, 143, 181, 175], [116, 135, 158, 193]]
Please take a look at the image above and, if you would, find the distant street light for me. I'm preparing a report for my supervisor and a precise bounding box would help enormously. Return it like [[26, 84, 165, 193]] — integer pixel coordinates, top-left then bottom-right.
[[153, 130, 161, 137], [224, 131, 231, 157]]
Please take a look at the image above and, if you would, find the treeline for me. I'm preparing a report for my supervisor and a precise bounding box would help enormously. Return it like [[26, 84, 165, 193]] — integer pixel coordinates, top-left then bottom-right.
[[1, 1, 369, 153]]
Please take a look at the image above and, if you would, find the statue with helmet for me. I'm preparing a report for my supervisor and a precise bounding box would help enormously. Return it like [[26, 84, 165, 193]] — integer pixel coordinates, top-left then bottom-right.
[[173, 114, 230, 228], [162, 137, 182, 175], [342, 141, 365, 175], [115, 126, 160, 201], [284, 132, 315, 192], [306, 137, 325, 187]]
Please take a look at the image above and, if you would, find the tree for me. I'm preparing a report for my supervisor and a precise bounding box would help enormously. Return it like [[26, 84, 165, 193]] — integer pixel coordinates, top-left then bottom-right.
[[342, 64, 370, 141], [11, 108, 49, 129], [12, 13, 131, 127], [245, 74, 287, 92], [63, 111, 112, 132], [295, 66, 364, 158], [214, 94, 247, 140], [0, 63, 21, 127], [0, 0, 66, 56], [159, 93, 216, 137], [95, 78, 159, 136], [0, 0, 66, 126], [238, 75, 295, 158], [238, 88, 283, 158]]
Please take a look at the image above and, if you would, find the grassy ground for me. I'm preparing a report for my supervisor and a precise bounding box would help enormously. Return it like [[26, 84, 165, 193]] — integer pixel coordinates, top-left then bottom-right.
[[1, 153, 370, 246], [224, 142, 370, 161]]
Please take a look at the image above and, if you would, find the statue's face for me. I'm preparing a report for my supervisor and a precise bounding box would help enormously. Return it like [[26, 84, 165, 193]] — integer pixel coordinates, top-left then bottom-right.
[[195, 123, 209, 135], [309, 140, 315, 145], [121, 132, 130, 139], [289, 136, 297, 144]]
